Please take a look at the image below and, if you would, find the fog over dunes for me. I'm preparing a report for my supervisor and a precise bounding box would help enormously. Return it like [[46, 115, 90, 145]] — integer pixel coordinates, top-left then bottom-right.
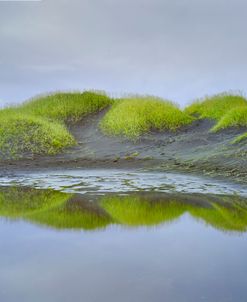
[[0, 0, 246, 105]]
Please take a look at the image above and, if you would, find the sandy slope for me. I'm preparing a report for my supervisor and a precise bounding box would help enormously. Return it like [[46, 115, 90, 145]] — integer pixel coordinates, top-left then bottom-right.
[[1, 111, 247, 182]]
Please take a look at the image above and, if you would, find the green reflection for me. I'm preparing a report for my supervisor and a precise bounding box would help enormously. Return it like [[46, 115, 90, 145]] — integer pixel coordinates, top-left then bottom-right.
[[0, 186, 247, 233], [28, 195, 112, 230], [189, 201, 247, 232], [0, 187, 112, 230], [0, 187, 69, 217], [100, 195, 187, 226], [100, 194, 247, 232]]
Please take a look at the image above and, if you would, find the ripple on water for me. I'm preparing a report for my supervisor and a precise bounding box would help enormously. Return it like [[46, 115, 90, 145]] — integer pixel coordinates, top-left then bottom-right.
[[0, 169, 246, 196]]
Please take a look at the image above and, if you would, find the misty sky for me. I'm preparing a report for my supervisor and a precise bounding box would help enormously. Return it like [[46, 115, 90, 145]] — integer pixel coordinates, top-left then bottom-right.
[[0, 0, 246, 106]]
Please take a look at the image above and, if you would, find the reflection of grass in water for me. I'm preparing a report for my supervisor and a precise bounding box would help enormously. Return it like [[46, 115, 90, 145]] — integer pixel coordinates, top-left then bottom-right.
[[0, 187, 69, 218], [100, 195, 186, 227], [188, 197, 247, 232], [1, 187, 247, 233], [0, 187, 112, 230], [101, 194, 247, 232], [28, 204, 112, 230]]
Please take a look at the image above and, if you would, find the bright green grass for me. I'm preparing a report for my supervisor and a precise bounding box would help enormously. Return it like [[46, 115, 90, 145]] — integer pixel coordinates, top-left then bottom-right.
[[20, 91, 113, 123], [100, 96, 193, 138], [0, 111, 75, 159], [185, 93, 247, 121], [212, 106, 247, 132], [233, 132, 247, 144], [0, 91, 113, 158]]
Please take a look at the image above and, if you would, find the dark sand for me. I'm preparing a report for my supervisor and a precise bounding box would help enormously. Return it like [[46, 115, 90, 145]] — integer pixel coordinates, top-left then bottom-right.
[[1, 111, 247, 182]]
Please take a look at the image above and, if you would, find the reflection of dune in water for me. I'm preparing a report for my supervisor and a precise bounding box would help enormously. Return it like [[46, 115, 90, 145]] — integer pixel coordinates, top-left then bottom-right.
[[100, 195, 187, 227], [0, 187, 247, 233], [100, 194, 247, 232], [0, 187, 69, 218], [28, 195, 113, 230], [0, 187, 112, 230]]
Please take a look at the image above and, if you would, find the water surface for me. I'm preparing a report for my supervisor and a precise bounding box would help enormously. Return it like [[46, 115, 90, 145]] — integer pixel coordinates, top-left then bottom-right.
[[1, 169, 247, 196], [0, 184, 247, 302]]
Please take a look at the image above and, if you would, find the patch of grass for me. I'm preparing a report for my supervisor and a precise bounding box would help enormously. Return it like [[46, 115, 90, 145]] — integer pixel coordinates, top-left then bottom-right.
[[212, 106, 247, 132], [185, 93, 247, 121], [20, 91, 113, 123], [124, 152, 139, 160], [0, 91, 113, 158], [100, 96, 193, 138], [232, 132, 247, 144], [0, 111, 75, 159]]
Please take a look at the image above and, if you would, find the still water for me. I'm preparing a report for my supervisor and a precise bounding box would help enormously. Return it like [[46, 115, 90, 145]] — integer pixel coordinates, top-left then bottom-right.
[[0, 170, 247, 302]]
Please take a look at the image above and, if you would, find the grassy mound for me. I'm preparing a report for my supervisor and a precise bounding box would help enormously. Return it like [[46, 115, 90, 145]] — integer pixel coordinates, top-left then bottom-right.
[[186, 93, 247, 120], [100, 96, 193, 138], [21, 91, 113, 123], [212, 106, 247, 132], [0, 111, 75, 159], [232, 132, 247, 144], [0, 91, 113, 159]]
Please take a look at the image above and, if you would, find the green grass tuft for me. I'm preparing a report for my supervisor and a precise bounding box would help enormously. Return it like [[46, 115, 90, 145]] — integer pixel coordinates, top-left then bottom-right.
[[100, 96, 193, 138], [20, 91, 113, 123], [0, 91, 113, 159], [212, 106, 247, 132], [232, 132, 247, 144], [0, 111, 75, 159], [185, 93, 247, 121]]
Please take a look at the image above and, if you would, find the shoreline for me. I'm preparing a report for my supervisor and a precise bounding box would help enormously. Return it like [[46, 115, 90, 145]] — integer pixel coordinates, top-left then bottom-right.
[[1, 112, 246, 183], [1, 156, 247, 184]]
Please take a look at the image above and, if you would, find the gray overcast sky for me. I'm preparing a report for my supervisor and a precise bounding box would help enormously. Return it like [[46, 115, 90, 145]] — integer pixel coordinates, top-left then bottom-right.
[[0, 0, 246, 106]]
